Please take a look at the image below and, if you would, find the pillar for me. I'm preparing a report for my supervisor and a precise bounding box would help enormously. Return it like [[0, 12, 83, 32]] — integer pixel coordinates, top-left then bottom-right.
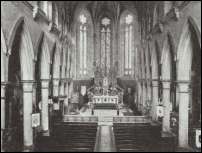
[[152, 80, 158, 121], [59, 80, 65, 97], [68, 81, 73, 98], [63, 82, 69, 115], [142, 83, 146, 114], [162, 81, 172, 132], [1, 82, 6, 152], [137, 83, 142, 111], [178, 82, 190, 148], [147, 81, 152, 117], [41, 80, 49, 136], [53, 79, 59, 97], [64, 82, 68, 97], [22, 81, 33, 151]]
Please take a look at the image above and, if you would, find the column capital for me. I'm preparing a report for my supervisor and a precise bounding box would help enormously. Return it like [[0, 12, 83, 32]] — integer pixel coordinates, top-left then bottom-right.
[[53, 79, 60, 86], [152, 79, 159, 87], [178, 82, 190, 93], [1, 82, 7, 99], [21, 80, 34, 92], [162, 80, 171, 89], [41, 79, 50, 89]]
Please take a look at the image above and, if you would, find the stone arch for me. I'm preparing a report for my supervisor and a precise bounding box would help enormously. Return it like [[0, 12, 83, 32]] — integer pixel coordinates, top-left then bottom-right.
[[35, 32, 51, 104], [35, 32, 51, 133], [161, 33, 175, 132], [151, 41, 160, 80], [188, 17, 201, 48], [36, 32, 51, 80], [5, 16, 35, 150], [1, 28, 8, 82], [8, 17, 34, 80], [161, 34, 173, 81], [177, 18, 201, 148], [177, 23, 193, 81], [53, 43, 61, 79], [150, 40, 160, 120]]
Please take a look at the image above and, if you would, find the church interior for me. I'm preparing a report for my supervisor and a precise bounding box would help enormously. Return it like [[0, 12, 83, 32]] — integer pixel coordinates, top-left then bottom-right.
[[1, 1, 201, 152]]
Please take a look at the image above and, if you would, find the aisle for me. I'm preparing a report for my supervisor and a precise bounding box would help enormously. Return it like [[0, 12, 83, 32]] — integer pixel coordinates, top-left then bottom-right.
[[95, 125, 116, 152]]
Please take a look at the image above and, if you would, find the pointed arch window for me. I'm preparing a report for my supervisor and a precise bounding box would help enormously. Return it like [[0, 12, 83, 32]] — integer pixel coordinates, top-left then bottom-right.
[[79, 14, 87, 75], [124, 14, 133, 75], [101, 17, 111, 75]]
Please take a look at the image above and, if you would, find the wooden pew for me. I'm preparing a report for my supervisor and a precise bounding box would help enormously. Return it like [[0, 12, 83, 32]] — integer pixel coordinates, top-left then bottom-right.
[[36, 116, 98, 152]]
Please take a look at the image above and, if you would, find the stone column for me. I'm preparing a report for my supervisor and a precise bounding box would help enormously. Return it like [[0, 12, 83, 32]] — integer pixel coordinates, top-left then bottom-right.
[[41, 80, 50, 136], [53, 79, 59, 97], [22, 81, 33, 151], [1, 82, 6, 152], [63, 82, 69, 115], [59, 80, 65, 97], [162, 81, 172, 132], [142, 83, 146, 114], [147, 81, 152, 117], [64, 82, 68, 97], [178, 82, 190, 148], [151, 80, 158, 121], [137, 83, 142, 111], [69, 81, 74, 98]]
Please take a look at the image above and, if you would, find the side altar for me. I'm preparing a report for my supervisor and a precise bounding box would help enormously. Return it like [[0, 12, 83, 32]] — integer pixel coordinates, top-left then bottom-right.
[[87, 64, 124, 106]]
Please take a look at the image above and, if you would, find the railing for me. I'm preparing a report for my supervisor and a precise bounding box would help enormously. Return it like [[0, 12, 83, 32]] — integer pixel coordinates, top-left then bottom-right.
[[63, 115, 98, 123], [113, 116, 151, 123]]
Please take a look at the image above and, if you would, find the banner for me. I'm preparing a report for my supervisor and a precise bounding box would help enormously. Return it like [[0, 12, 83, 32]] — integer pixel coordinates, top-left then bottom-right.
[[32, 113, 40, 128], [81, 86, 86, 96], [196, 129, 201, 148]]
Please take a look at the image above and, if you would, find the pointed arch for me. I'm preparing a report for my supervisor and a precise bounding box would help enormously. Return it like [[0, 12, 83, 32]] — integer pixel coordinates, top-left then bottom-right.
[[161, 34, 173, 80], [119, 10, 137, 76], [8, 17, 34, 80], [74, 8, 94, 78], [177, 21, 197, 81], [177, 18, 201, 148], [36, 32, 51, 80], [1, 28, 7, 82], [53, 43, 61, 79], [151, 41, 160, 80], [188, 17, 201, 48]]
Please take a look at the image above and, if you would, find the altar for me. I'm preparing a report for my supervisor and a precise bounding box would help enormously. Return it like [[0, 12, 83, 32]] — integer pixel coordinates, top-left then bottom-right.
[[87, 64, 124, 107], [92, 95, 119, 104]]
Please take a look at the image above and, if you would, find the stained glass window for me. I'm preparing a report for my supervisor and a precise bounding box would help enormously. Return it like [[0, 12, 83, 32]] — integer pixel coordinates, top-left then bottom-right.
[[124, 14, 133, 75], [79, 14, 87, 75], [101, 17, 111, 75]]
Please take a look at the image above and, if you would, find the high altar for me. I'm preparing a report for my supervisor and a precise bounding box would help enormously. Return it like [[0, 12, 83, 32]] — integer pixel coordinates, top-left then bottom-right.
[[87, 64, 124, 106]]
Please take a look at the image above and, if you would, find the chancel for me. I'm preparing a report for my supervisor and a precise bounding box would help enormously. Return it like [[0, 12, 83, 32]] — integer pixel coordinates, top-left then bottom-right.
[[1, 1, 201, 152]]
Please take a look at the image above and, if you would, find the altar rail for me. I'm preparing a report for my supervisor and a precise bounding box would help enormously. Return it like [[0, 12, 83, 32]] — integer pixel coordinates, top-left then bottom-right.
[[113, 116, 151, 123], [63, 115, 98, 123]]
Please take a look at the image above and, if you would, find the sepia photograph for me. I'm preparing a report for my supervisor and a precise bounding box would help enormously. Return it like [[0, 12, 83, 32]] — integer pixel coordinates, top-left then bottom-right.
[[1, 1, 201, 152]]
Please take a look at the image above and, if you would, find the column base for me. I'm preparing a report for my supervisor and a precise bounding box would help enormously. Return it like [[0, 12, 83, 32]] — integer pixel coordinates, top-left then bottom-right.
[[42, 130, 50, 136], [1, 129, 5, 152], [23, 145, 34, 152]]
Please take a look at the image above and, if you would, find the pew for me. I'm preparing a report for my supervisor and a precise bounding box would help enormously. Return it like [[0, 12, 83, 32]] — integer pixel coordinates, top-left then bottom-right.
[[113, 116, 162, 152], [36, 116, 98, 152]]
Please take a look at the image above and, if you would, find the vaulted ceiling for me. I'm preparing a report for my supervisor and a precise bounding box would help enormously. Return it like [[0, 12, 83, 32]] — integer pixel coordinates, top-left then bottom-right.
[[57, 1, 156, 23]]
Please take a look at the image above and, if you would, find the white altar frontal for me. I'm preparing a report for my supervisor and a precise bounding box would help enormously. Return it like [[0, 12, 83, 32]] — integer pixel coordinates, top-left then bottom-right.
[[92, 95, 119, 104]]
